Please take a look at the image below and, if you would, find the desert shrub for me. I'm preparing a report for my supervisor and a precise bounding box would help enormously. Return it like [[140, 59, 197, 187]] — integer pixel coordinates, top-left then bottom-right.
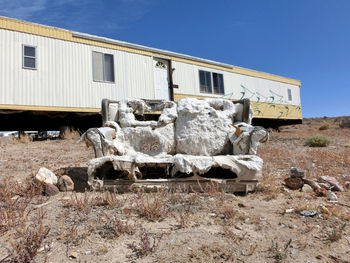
[[268, 239, 292, 263], [128, 228, 163, 258], [319, 123, 330, 130], [7, 133, 33, 144], [172, 207, 191, 229], [8, 210, 50, 263], [133, 191, 169, 222], [59, 127, 80, 140], [98, 213, 136, 239], [304, 136, 330, 147], [325, 223, 346, 242]]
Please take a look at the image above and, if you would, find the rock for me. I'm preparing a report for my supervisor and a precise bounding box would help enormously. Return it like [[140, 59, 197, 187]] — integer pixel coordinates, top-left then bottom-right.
[[57, 175, 74, 192], [300, 210, 318, 217], [44, 183, 59, 196], [284, 177, 304, 190], [327, 192, 337, 201], [35, 167, 58, 185], [301, 184, 313, 193], [315, 187, 328, 197], [318, 176, 344, 192], [320, 206, 331, 216], [69, 252, 78, 259], [285, 208, 294, 213], [290, 167, 306, 178], [303, 179, 321, 190], [318, 182, 331, 190], [339, 118, 350, 128]]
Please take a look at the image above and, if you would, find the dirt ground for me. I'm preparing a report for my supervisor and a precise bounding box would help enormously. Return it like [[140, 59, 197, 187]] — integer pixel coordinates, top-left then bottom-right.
[[0, 117, 349, 263]]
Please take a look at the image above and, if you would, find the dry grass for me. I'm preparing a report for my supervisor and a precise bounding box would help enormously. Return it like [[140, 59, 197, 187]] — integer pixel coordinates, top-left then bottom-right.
[[325, 223, 346, 242], [64, 191, 93, 215], [327, 206, 350, 221], [128, 228, 163, 258], [6, 210, 49, 263], [98, 213, 136, 239], [0, 198, 30, 235], [187, 243, 237, 262], [318, 123, 330, 130], [1, 116, 350, 262], [268, 239, 292, 263], [60, 128, 80, 140], [133, 190, 169, 222], [172, 206, 192, 229], [0, 179, 41, 235]]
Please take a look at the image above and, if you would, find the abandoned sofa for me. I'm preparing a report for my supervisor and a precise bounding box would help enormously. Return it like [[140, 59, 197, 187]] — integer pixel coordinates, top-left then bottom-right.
[[81, 98, 268, 193]]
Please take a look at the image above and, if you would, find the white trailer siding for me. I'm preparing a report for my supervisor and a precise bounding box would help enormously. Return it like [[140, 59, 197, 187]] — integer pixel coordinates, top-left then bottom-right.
[[172, 60, 300, 106], [0, 28, 155, 109]]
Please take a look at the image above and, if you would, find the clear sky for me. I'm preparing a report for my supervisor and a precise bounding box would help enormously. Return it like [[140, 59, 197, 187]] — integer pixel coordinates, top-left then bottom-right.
[[0, 0, 349, 117]]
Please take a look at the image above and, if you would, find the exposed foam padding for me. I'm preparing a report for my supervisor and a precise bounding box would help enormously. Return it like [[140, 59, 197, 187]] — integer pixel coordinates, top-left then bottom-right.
[[87, 154, 262, 193]]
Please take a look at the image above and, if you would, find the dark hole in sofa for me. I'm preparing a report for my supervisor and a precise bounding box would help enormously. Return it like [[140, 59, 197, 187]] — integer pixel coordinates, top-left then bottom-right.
[[139, 166, 170, 179], [94, 161, 129, 180], [200, 167, 237, 179]]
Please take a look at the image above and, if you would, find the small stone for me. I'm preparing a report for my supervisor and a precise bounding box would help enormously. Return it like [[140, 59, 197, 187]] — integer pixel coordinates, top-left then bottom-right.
[[319, 176, 344, 192], [69, 252, 78, 259], [291, 249, 299, 255], [284, 177, 304, 190], [290, 167, 306, 178], [315, 187, 328, 197], [301, 184, 313, 193], [303, 179, 321, 190], [345, 182, 350, 189], [57, 175, 74, 192], [300, 210, 318, 217], [320, 206, 331, 216], [44, 183, 59, 196], [318, 182, 331, 190], [35, 167, 58, 185], [327, 192, 337, 201], [285, 208, 294, 213]]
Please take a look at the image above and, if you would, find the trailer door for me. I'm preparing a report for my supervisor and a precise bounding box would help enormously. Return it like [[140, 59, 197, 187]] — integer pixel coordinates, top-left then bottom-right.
[[153, 58, 170, 100]]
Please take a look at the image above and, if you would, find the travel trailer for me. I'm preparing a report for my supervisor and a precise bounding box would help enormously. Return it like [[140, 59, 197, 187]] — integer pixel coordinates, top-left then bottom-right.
[[0, 16, 301, 130]]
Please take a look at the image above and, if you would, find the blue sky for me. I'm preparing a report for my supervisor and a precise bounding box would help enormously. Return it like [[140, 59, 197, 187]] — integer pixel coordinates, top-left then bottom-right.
[[0, 0, 349, 117]]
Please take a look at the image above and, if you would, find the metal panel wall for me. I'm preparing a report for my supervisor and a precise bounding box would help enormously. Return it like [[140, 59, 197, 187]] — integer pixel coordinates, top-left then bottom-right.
[[172, 60, 301, 106], [0, 28, 154, 109]]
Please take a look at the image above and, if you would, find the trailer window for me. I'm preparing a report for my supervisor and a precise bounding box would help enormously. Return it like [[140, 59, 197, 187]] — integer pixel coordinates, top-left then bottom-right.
[[213, 73, 224, 94], [199, 70, 212, 93], [199, 70, 224, 94], [92, 51, 115, 82], [23, 45, 37, 69], [288, 89, 292, 101]]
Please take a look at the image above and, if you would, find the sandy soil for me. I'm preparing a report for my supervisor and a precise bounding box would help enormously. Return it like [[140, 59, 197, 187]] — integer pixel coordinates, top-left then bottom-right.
[[0, 117, 349, 263]]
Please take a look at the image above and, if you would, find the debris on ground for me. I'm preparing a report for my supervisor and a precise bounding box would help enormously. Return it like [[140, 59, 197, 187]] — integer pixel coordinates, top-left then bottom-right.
[[318, 176, 344, 192], [300, 210, 318, 217]]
